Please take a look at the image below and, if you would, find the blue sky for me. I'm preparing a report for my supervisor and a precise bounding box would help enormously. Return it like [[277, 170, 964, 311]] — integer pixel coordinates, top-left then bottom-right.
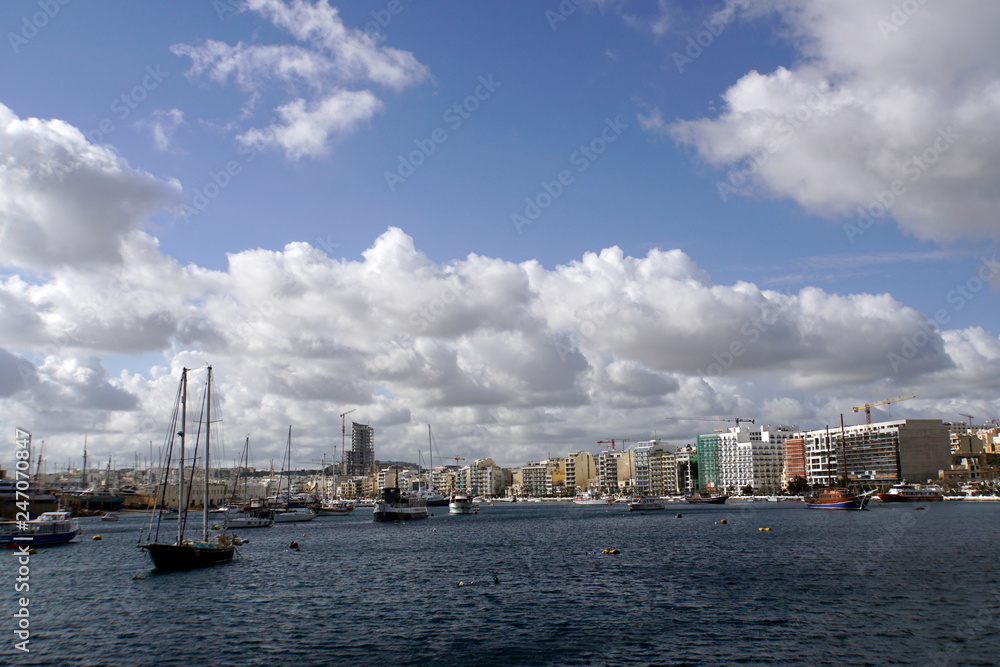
[[1, 0, 999, 470]]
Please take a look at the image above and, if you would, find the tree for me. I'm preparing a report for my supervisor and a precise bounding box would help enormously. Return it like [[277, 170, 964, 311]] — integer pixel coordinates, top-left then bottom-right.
[[741, 484, 754, 496], [786, 476, 809, 494]]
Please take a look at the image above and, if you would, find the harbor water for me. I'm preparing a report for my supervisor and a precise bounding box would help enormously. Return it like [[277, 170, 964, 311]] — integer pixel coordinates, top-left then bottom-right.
[[5, 501, 999, 666]]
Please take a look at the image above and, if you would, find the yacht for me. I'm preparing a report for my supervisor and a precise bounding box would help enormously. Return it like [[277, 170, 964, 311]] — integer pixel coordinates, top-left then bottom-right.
[[449, 490, 474, 514], [627, 495, 665, 511], [373, 487, 428, 522]]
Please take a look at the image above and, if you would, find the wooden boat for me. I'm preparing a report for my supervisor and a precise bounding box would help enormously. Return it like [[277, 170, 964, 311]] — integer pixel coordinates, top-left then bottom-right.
[[684, 492, 729, 504], [804, 487, 872, 510]]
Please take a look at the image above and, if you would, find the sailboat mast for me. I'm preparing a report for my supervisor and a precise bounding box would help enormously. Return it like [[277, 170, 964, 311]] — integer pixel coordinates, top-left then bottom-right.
[[428, 425, 433, 492], [177, 368, 187, 545], [203, 366, 212, 542], [840, 413, 848, 488]]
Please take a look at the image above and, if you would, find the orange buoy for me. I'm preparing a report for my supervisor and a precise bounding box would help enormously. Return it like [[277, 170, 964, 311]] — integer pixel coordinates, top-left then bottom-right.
[[675, 513, 682, 518], [289, 541, 299, 549], [720, 519, 727, 524], [92, 535, 102, 540]]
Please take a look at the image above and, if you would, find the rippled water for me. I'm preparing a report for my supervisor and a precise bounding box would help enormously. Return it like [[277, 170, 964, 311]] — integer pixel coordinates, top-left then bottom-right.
[[5, 501, 999, 666]]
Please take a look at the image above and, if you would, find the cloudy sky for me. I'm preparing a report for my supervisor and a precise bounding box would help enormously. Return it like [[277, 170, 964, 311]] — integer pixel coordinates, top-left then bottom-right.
[[1, 0, 999, 472]]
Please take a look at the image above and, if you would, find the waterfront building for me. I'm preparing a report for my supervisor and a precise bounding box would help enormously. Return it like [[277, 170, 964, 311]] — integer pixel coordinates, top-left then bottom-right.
[[161, 481, 230, 509], [695, 433, 721, 490], [673, 445, 698, 493], [564, 451, 597, 491], [632, 441, 673, 494], [377, 466, 400, 491], [650, 449, 678, 495], [717, 424, 798, 494], [941, 433, 1000, 488], [470, 459, 507, 497], [520, 461, 548, 496], [782, 437, 807, 489], [801, 419, 951, 487], [597, 450, 632, 492], [345, 422, 375, 477]]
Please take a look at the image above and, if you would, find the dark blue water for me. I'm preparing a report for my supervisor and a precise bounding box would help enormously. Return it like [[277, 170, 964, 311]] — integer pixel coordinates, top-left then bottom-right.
[[4, 501, 999, 666]]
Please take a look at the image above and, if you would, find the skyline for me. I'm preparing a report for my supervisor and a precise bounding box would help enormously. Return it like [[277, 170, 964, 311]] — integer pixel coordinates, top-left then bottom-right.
[[2, 0, 1000, 470]]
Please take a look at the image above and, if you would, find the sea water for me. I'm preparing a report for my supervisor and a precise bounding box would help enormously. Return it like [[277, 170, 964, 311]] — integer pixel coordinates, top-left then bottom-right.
[[5, 501, 999, 666]]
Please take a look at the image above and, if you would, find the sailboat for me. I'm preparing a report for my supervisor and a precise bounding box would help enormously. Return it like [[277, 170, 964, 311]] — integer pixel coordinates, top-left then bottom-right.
[[221, 436, 274, 529], [418, 425, 448, 507], [138, 366, 236, 570], [803, 418, 874, 510], [271, 426, 315, 523]]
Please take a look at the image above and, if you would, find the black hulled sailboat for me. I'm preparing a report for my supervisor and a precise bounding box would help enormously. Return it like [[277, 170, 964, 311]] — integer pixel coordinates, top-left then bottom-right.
[[139, 366, 235, 570]]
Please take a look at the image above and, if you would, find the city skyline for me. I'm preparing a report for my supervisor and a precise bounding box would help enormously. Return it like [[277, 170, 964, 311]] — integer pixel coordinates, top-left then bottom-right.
[[2, 1, 1000, 472]]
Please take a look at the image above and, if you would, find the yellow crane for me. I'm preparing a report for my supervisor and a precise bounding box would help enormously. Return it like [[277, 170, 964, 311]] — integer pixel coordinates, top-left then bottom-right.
[[852, 395, 915, 424]]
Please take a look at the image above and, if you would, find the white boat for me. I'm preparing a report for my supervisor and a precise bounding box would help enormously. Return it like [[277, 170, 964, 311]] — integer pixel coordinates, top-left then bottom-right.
[[272, 507, 316, 522], [627, 495, 665, 511], [573, 492, 611, 505], [222, 506, 274, 528], [100, 512, 120, 521], [373, 487, 428, 522], [0, 510, 80, 547], [314, 500, 354, 516], [449, 490, 474, 514]]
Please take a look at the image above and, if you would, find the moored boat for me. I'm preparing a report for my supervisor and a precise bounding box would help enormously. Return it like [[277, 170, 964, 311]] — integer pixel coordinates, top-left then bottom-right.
[[222, 506, 274, 528], [314, 500, 354, 516], [628, 495, 665, 511], [572, 491, 611, 505], [1, 510, 79, 548], [684, 492, 729, 504], [449, 490, 474, 514], [803, 487, 872, 510], [138, 366, 236, 570], [373, 487, 428, 521], [877, 483, 944, 503]]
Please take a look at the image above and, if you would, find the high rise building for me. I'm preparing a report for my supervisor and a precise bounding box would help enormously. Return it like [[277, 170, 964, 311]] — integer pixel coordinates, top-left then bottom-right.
[[345, 422, 374, 477], [716, 424, 798, 494], [565, 451, 597, 491]]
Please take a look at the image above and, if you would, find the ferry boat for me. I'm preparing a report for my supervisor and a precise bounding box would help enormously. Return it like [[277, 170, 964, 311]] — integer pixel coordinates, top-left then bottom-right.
[[572, 492, 611, 505], [803, 487, 872, 510], [449, 490, 474, 514], [373, 487, 428, 522], [684, 492, 729, 505], [877, 483, 944, 503], [628, 495, 665, 511], [1, 510, 80, 547]]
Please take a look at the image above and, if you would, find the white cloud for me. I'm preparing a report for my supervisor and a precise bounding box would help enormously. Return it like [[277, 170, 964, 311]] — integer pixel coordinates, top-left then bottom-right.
[[171, 0, 428, 159], [0, 104, 182, 271], [3, 221, 997, 468], [669, 0, 1000, 243]]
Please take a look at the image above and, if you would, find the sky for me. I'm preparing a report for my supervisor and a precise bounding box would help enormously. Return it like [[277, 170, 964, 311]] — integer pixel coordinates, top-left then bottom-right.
[[1, 0, 999, 472]]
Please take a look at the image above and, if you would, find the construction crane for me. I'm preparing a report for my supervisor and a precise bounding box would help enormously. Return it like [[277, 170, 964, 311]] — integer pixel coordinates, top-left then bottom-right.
[[664, 417, 755, 427], [851, 395, 915, 424], [339, 409, 356, 475], [441, 456, 465, 468], [598, 439, 625, 451], [959, 413, 974, 427]]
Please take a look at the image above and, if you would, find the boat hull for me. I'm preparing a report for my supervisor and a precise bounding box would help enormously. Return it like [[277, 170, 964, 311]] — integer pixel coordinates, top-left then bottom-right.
[[272, 509, 315, 522], [140, 542, 235, 570], [1, 511, 80, 547], [449, 502, 474, 514], [373, 506, 429, 521], [685, 495, 729, 504]]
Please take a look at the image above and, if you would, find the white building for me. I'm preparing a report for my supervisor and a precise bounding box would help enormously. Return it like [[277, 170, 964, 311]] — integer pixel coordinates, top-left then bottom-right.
[[718, 424, 798, 494]]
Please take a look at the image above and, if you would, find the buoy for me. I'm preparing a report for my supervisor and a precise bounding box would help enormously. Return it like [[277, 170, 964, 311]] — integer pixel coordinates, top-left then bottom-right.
[[721, 519, 727, 524], [493, 576, 500, 584], [915, 507, 925, 510], [602, 548, 620, 554], [289, 541, 299, 549], [758, 527, 771, 531], [675, 513, 682, 518], [211, 524, 221, 530], [131, 575, 145, 580], [92, 535, 102, 540]]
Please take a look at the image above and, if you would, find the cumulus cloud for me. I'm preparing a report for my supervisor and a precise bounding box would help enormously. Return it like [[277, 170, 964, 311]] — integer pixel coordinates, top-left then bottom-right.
[[171, 0, 428, 159], [669, 0, 1000, 243], [3, 223, 997, 467], [0, 104, 182, 271]]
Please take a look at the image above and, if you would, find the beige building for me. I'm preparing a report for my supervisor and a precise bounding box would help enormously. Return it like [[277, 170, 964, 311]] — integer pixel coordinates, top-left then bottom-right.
[[565, 451, 597, 491]]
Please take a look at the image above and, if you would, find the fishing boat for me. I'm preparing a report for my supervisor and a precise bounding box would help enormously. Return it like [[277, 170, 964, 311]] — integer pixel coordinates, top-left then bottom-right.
[[628, 495, 665, 511], [314, 500, 354, 516], [684, 492, 729, 504], [877, 482, 944, 503], [138, 366, 236, 570], [373, 487, 428, 522], [1, 510, 79, 548], [449, 489, 474, 514]]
